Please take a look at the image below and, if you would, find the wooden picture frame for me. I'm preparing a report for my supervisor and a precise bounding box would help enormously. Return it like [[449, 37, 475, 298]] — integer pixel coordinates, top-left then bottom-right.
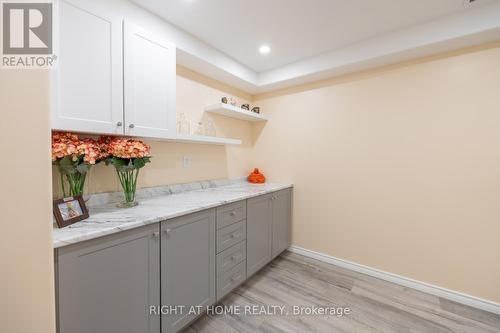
[[53, 195, 89, 228]]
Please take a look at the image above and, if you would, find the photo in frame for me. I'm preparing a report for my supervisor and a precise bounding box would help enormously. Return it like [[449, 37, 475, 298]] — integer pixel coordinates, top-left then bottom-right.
[[53, 196, 89, 228]]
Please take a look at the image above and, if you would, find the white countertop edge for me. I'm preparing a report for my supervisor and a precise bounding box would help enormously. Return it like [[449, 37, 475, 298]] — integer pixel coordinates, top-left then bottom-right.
[[53, 182, 292, 249]]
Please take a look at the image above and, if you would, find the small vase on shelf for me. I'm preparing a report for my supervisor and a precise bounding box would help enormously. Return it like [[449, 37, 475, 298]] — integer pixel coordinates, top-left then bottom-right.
[[177, 112, 190, 135], [205, 117, 216, 137], [194, 121, 205, 136]]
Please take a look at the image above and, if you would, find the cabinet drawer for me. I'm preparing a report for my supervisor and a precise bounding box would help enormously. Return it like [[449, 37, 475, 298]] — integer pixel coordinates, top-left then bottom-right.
[[217, 260, 246, 301], [217, 220, 246, 253], [216, 201, 246, 229], [217, 241, 246, 275]]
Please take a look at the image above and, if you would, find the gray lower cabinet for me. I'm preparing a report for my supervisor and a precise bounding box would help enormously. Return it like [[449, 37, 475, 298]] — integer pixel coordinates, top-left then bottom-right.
[[161, 209, 216, 333], [246, 193, 273, 277], [55, 188, 292, 333], [247, 189, 293, 277], [56, 223, 160, 333], [272, 188, 292, 258]]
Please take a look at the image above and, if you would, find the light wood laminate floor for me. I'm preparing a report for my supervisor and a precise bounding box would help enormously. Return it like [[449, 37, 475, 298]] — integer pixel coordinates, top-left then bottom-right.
[[184, 251, 500, 333]]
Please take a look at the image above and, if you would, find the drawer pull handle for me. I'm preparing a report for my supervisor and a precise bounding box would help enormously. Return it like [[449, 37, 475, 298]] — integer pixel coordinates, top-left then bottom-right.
[[230, 210, 236, 216]]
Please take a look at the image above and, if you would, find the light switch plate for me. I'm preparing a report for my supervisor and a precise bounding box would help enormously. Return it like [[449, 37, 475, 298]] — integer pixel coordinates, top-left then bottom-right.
[[182, 155, 192, 168]]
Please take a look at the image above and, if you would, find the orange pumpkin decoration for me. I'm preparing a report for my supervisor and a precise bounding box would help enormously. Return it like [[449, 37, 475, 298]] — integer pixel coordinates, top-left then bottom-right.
[[248, 168, 266, 184]]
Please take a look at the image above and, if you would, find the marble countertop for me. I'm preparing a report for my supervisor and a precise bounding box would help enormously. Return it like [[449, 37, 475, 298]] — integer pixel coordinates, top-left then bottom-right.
[[53, 181, 292, 248]]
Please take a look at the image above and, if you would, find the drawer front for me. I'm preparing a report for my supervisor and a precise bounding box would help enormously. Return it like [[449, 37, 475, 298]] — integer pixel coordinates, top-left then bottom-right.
[[217, 260, 246, 301], [217, 241, 246, 275], [217, 220, 246, 253], [216, 201, 246, 229]]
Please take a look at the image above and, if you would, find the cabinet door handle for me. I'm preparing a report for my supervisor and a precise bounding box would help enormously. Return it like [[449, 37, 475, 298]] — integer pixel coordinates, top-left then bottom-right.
[[231, 233, 238, 238], [231, 255, 237, 261], [116, 121, 123, 127], [230, 210, 236, 216], [152, 232, 159, 240], [163, 229, 171, 236], [129, 123, 135, 129]]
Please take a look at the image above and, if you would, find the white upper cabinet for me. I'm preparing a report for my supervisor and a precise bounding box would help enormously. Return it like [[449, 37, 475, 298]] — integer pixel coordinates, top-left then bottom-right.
[[52, 2, 176, 139], [52, 0, 124, 135], [124, 22, 176, 138]]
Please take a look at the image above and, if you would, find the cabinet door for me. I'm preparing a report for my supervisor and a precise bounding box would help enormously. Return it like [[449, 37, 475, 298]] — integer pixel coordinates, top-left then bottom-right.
[[57, 224, 160, 333], [161, 209, 216, 333], [272, 189, 292, 258], [52, 0, 124, 134], [246, 194, 273, 277], [124, 22, 176, 139]]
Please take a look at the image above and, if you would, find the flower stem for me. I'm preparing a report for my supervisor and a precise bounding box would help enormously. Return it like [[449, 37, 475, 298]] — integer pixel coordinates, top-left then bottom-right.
[[60, 172, 67, 198]]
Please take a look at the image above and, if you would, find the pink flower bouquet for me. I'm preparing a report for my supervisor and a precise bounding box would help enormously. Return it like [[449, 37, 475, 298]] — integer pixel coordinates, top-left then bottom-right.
[[100, 136, 152, 207], [52, 132, 108, 197]]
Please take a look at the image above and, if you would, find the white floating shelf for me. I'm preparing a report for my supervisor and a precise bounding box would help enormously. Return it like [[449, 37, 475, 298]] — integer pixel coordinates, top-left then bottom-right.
[[172, 134, 241, 145], [138, 133, 241, 145], [205, 103, 268, 122]]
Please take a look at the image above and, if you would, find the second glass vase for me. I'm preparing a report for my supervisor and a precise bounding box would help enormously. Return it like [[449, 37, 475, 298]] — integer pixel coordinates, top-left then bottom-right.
[[116, 168, 140, 208]]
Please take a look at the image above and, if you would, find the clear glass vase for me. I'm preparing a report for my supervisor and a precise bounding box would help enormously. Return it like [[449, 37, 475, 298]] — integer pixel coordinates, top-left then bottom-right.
[[116, 168, 140, 208], [59, 166, 87, 198], [177, 112, 190, 134]]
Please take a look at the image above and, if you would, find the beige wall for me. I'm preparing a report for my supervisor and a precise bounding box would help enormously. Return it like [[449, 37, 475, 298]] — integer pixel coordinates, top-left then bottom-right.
[[49, 43, 500, 304], [52, 67, 255, 196], [0, 71, 55, 332], [252, 45, 500, 303]]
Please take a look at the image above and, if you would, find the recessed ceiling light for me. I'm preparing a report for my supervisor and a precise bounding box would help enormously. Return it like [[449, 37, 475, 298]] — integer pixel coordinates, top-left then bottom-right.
[[259, 45, 271, 55]]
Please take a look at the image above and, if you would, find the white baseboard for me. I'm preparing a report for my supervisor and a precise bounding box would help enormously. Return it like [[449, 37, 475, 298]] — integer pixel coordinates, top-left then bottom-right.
[[287, 245, 500, 315]]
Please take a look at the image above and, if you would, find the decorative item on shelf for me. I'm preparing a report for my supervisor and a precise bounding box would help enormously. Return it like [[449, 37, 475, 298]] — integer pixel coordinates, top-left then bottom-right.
[[228, 97, 237, 106], [205, 117, 217, 137], [241, 103, 250, 110], [221, 97, 228, 104], [251, 107, 260, 114], [247, 168, 266, 184], [101, 136, 152, 208], [177, 112, 190, 134], [53, 195, 89, 228], [194, 121, 205, 136], [52, 132, 108, 198]]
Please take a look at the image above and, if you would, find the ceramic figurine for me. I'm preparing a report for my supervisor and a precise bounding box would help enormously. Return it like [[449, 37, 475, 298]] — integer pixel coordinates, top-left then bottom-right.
[[241, 103, 250, 110], [251, 106, 260, 114], [247, 168, 266, 183]]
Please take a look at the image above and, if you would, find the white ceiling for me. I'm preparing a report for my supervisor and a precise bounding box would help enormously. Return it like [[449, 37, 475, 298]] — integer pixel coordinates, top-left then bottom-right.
[[131, 0, 500, 93], [132, 0, 493, 71]]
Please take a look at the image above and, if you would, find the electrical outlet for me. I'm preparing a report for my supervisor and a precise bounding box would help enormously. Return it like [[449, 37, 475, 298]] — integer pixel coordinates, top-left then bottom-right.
[[182, 155, 192, 168]]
